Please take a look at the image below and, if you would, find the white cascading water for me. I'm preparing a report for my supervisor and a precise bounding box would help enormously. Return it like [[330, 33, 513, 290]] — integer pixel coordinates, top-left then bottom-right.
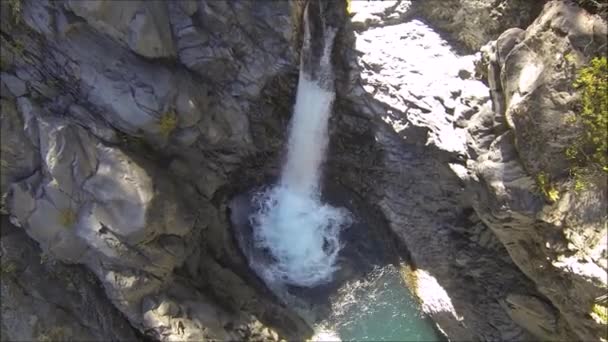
[[249, 8, 352, 288]]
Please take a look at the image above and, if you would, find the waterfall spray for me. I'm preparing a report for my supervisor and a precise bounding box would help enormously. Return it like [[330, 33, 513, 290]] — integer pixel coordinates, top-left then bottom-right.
[[248, 4, 351, 288]]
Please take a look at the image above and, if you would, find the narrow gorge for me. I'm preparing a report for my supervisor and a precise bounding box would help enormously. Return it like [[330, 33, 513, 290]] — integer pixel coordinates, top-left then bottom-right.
[[1, 0, 606, 341]]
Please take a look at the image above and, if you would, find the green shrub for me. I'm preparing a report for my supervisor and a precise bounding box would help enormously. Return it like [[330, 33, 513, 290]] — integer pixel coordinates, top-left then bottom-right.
[[565, 56, 608, 189], [37, 327, 68, 342], [8, 0, 21, 25], [536, 172, 560, 202], [58, 208, 76, 228], [158, 111, 178, 138], [0, 262, 17, 276], [574, 57, 608, 166], [591, 303, 608, 324]]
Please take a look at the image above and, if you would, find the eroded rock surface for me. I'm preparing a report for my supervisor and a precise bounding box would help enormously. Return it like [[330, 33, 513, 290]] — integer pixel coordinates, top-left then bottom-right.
[[466, 2, 608, 341], [2, 0, 310, 340], [1, 0, 605, 341], [327, 2, 545, 340], [1, 217, 138, 342]]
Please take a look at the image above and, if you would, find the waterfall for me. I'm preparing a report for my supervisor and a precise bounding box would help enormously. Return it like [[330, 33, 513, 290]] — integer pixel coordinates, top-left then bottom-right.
[[247, 3, 352, 288]]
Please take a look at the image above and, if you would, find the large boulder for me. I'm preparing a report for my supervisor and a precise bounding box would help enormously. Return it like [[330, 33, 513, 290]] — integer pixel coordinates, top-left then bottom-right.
[[1, 217, 138, 341]]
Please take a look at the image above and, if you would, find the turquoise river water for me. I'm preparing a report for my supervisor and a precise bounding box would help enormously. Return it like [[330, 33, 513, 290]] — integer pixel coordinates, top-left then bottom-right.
[[314, 266, 444, 342]]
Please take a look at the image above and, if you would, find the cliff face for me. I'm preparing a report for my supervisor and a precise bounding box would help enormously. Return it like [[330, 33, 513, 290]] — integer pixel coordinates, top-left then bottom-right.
[[1, 0, 606, 341], [466, 2, 607, 340], [2, 0, 310, 340]]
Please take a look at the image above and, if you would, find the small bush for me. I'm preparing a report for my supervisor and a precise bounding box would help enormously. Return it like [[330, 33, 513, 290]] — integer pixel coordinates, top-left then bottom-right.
[[570, 57, 608, 169], [1, 262, 17, 276], [37, 327, 68, 342], [58, 208, 76, 228], [158, 111, 178, 138], [536, 172, 560, 202], [8, 0, 21, 25], [39, 252, 51, 264], [591, 303, 608, 324], [565, 56, 608, 189]]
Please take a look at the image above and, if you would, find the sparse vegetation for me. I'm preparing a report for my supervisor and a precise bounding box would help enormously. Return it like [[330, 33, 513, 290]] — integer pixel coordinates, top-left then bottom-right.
[[158, 110, 178, 138], [8, 0, 22, 25], [1, 261, 17, 276], [536, 172, 560, 202], [564, 52, 577, 65], [37, 327, 68, 342], [117, 131, 145, 150], [58, 208, 77, 228], [39, 252, 51, 264], [573, 57, 608, 168], [591, 303, 608, 324], [565, 56, 608, 189]]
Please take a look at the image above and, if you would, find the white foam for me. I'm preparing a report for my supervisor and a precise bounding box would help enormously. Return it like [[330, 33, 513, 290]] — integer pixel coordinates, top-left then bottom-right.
[[250, 186, 351, 287], [311, 327, 342, 342]]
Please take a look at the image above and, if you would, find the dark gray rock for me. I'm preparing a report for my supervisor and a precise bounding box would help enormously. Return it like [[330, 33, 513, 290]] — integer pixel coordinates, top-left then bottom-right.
[[65, 0, 176, 58], [1, 216, 138, 341], [0, 97, 39, 204]]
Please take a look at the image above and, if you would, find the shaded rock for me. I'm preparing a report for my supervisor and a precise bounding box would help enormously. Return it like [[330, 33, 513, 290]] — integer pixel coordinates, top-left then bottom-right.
[[0, 97, 39, 201], [413, 0, 544, 51], [168, 0, 301, 96], [66, 0, 176, 58], [1, 216, 137, 341], [1, 73, 27, 97], [501, 294, 559, 340]]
